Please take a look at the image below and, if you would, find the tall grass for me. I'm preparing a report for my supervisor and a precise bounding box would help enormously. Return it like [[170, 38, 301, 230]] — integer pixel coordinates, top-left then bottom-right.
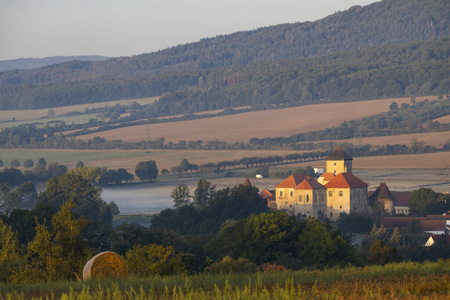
[[2, 260, 450, 299]]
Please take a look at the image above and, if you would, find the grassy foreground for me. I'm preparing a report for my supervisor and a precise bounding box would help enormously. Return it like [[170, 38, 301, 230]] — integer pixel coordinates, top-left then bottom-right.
[[2, 260, 450, 299]]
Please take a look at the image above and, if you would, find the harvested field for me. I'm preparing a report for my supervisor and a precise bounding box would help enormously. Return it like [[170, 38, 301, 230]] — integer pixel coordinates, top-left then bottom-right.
[[76, 96, 437, 143], [0, 97, 158, 122], [334, 131, 450, 148], [435, 114, 450, 124]]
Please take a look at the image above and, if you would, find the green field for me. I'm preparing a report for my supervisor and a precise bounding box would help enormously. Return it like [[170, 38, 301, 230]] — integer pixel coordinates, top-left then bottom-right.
[[1, 261, 449, 299]]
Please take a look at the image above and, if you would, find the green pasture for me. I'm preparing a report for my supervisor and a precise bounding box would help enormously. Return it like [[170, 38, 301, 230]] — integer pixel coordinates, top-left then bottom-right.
[[0, 149, 150, 166]]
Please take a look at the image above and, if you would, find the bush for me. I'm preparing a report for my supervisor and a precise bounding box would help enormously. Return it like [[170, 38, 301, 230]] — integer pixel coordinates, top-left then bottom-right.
[[205, 256, 258, 274]]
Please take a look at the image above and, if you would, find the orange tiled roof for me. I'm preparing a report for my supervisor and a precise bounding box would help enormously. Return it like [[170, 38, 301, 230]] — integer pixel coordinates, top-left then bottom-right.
[[324, 173, 368, 189], [243, 177, 252, 186], [295, 177, 326, 190], [260, 188, 274, 198], [275, 174, 310, 189], [319, 172, 335, 181]]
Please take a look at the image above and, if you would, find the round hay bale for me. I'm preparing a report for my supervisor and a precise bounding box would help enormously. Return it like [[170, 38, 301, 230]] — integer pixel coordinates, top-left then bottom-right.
[[83, 251, 129, 280]]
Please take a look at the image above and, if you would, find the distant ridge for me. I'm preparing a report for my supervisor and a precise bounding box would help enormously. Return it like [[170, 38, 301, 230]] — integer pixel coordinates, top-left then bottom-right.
[[0, 56, 110, 72]]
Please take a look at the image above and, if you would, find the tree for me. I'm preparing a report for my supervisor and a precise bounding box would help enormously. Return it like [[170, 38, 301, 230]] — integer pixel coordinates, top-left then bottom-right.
[[75, 161, 84, 168], [0, 220, 23, 283], [37, 158, 47, 168], [117, 168, 134, 183], [243, 211, 300, 264], [23, 159, 34, 169], [389, 101, 399, 111], [409, 188, 437, 215], [23, 201, 90, 281], [297, 218, 337, 266], [171, 183, 192, 207], [38, 173, 109, 224], [10, 159, 21, 168], [47, 162, 68, 178], [367, 239, 401, 265], [125, 244, 186, 277], [193, 179, 215, 207], [135, 160, 158, 181]]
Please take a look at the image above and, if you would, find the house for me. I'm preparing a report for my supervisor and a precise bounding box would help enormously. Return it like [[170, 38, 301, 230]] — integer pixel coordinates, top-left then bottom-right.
[[381, 214, 450, 235], [275, 147, 369, 221], [391, 191, 411, 215], [424, 235, 450, 246]]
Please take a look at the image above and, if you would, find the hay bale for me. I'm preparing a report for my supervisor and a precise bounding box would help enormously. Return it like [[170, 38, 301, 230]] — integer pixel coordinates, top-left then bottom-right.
[[83, 251, 129, 280]]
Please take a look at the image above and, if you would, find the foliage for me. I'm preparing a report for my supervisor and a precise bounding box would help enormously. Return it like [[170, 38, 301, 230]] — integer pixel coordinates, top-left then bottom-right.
[[367, 240, 402, 265], [135, 160, 158, 182], [193, 179, 216, 208], [409, 187, 450, 215], [125, 244, 187, 277], [0, 219, 23, 283], [0, 181, 38, 213], [17, 200, 91, 282], [337, 213, 373, 234], [171, 183, 192, 207], [38, 173, 110, 224], [205, 256, 258, 274]]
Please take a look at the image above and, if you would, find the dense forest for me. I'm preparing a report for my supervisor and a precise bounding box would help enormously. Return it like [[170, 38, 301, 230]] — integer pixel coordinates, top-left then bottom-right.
[[0, 0, 448, 111]]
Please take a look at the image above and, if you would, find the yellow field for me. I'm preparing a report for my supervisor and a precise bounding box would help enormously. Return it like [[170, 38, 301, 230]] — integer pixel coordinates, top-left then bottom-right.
[[76, 96, 437, 143]]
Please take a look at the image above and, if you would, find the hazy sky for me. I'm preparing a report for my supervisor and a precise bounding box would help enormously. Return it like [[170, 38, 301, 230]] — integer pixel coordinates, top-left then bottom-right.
[[0, 0, 378, 61]]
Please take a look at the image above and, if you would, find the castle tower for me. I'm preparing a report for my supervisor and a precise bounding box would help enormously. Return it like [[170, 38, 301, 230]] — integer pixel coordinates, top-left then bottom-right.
[[326, 146, 353, 175]]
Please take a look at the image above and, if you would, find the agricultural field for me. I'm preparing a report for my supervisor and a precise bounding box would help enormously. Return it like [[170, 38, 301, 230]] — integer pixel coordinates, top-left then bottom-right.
[[333, 131, 450, 148], [0, 96, 159, 123], [75, 96, 436, 143], [1, 261, 449, 299]]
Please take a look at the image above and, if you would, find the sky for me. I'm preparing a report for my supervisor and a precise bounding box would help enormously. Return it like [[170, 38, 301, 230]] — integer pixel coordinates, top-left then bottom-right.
[[0, 0, 378, 61]]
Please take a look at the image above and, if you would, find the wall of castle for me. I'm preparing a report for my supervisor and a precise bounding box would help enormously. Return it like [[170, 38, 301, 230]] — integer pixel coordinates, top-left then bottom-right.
[[326, 160, 352, 175]]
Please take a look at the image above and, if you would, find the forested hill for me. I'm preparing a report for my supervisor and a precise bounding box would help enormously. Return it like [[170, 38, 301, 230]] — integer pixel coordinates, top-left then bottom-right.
[[0, 56, 110, 72], [0, 0, 449, 110]]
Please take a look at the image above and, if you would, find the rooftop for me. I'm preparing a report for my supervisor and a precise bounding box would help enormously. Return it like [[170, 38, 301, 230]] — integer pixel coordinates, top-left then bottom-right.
[[326, 146, 353, 161], [325, 173, 368, 189]]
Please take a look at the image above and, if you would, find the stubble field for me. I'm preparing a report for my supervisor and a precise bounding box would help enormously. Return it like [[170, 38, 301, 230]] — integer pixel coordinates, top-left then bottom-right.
[[76, 96, 437, 143]]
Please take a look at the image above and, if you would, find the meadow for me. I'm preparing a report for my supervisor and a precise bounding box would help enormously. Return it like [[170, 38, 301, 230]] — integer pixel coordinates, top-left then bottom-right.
[[1, 260, 449, 299]]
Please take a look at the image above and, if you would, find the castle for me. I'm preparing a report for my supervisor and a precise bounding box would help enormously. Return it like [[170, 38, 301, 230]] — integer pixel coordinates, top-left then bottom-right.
[[275, 147, 369, 220]]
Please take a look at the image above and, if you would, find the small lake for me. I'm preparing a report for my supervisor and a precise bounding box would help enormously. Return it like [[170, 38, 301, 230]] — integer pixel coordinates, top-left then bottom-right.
[[102, 183, 175, 214]]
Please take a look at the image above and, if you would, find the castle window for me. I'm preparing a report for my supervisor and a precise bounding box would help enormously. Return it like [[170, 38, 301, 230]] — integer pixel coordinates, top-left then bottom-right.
[[339, 191, 343, 197], [334, 163, 336, 166], [280, 191, 283, 196], [330, 213, 333, 217], [299, 195, 302, 202], [306, 195, 309, 202], [290, 191, 293, 197], [328, 191, 332, 197]]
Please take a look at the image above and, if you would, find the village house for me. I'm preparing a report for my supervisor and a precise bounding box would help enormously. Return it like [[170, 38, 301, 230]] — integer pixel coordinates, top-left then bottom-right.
[[369, 183, 411, 216], [275, 147, 369, 221]]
